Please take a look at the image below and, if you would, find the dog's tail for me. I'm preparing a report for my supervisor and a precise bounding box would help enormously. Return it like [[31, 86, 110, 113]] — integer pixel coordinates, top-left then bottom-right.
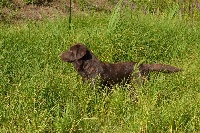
[[142, 63, 182, 73]]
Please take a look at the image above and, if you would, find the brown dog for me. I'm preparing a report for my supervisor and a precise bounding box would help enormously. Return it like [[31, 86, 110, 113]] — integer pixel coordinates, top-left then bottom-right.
[[60, 43, 181, 88]]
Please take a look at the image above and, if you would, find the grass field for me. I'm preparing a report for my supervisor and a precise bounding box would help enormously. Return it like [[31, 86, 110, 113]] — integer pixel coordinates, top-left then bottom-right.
[[1, 4, 200, 132]]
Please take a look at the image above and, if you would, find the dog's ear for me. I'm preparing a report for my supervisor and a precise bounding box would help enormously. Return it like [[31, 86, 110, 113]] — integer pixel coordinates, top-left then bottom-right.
[[74, 44, 87, 60], [60, 44, 87, 62]]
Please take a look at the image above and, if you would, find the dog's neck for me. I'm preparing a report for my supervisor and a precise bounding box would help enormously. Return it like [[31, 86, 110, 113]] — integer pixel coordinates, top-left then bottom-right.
[[72, 51, 103, 80]]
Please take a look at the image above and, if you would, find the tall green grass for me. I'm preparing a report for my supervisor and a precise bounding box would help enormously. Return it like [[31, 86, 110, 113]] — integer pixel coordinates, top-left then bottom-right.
[[0, 7, 200, 133], [107, 0, 123, 34]]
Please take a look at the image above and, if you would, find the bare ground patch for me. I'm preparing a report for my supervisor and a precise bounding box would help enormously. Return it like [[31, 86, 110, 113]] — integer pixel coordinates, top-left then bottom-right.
[[0, 0, 67, 23], [0, 0, 115, 23]]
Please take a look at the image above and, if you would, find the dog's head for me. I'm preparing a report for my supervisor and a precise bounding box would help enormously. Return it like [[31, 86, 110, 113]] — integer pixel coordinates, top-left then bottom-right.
[[60, 43, 88, 62]]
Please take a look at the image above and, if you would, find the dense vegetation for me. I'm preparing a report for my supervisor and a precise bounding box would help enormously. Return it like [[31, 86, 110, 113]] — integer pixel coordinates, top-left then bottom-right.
[[0, 0, 200, 132]]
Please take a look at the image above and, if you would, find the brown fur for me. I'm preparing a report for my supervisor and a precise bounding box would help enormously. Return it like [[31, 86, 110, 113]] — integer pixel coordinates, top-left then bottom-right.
[[60, 43, 181, 87]]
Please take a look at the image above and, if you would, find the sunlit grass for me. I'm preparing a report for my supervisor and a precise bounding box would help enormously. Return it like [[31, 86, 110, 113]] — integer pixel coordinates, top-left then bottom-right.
[[0, 7, 200, 132]]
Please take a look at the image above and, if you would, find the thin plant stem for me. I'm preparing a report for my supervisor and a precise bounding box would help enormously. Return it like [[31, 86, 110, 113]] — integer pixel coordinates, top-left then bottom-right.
[[69, 0, 72, 30]]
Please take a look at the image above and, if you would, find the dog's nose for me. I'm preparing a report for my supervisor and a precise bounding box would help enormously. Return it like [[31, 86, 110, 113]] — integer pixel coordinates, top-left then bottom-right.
[[59, 53, 63, 58], [60, 52, 65, 59]]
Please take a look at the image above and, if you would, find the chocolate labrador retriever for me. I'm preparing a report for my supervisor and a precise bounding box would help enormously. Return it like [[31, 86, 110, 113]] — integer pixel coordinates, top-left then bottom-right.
[[60, 43, 181, 88]]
